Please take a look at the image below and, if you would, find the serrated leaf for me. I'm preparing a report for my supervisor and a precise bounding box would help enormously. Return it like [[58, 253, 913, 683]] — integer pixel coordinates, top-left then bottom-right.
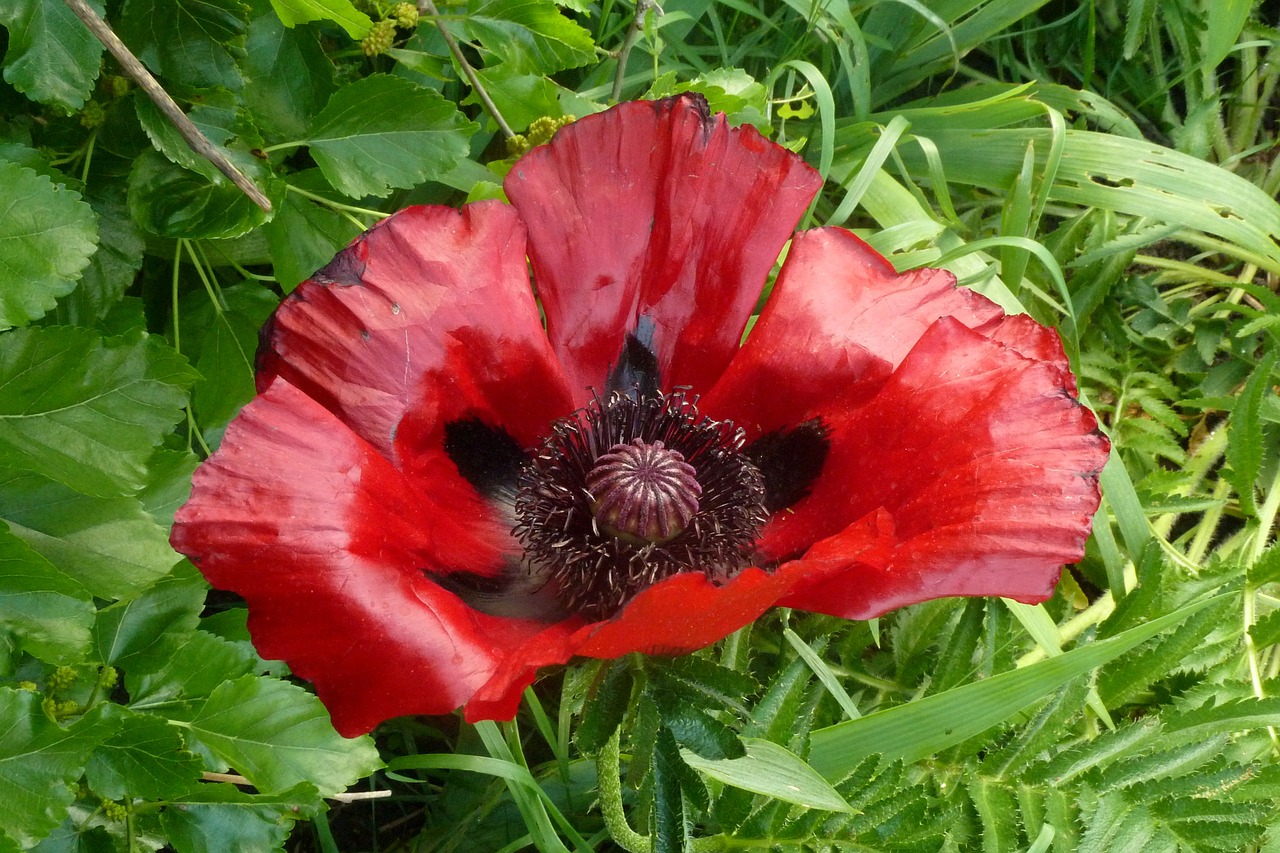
[[576, 660, 633, 753], [967, 772, 1019, 851], [244, 11, 337, 144], [1249, 609, 1280, 649], [127, 629, 257, 710], [681, 738, 853, 813], [304, 74, 477, 198], [134, 95, 260, 184], [657, 700, 744, 761], [461, 0, 595, 75], [92, 561, 205, 669], [1225, 350, 1278, 516], [1247, 544, 1280, 587], [655, 655, 758, 716], [651, 727, 685, 853], [0, 524, 93, 664], [0, 326, 195, 498], [161, 782, 321, 853], [0, 0, 104, 111], [50, 189, 145, 327], [0, 470, 180, 600], [84, 704, 201, 800], [1096, 735, 1228, 791], [262, 183, 362, 291], [0, 690, 111, 848], [0, 160, 98, 330], [267, 0, 370, 36], [128, 149, 273, 240], [116, 0, 247, 92], [172, 675, 381, 796]]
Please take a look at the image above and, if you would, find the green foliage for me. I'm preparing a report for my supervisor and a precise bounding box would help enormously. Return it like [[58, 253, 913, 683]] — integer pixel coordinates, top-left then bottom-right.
[[2, 0, 1280, 849]]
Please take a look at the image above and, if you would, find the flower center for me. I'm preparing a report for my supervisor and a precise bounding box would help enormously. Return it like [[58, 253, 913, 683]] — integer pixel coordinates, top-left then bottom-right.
[[587, 439, 701, 544], [514, 392, 767, 620]]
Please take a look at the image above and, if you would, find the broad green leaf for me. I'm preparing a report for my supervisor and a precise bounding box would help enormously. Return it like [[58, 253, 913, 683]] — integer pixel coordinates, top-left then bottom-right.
[[0, 690, 111, 848], [267, 0, 371, 37], [807, 594, 1223, 780], [1203, 0, 1252, 69], [50, 190, 145, 327], [116, 0, 247, 92], [172, 675, 382, 796], [135, 449, 198, 526], [84, 704, 201, 800], [0, 327, 195, 498], [0, 524, 93, 664], [0, 470, 179, 600], [135, 94, 261, 184], [304, 75, 477, 198], [1225, 350, 1277, 516], [467, 68, 561, 133], [263, 183, 362, 291], [461, 0, 595, 75], [92, 561, 205, 669], [161, 782, 321, 853], [0, 160, 98, 330], [243, 10, 337, 144], [128, 150, 274, 240], [127, 629, 257, 710], [682, 738, 853, 813], [0, 0, 104, 111]]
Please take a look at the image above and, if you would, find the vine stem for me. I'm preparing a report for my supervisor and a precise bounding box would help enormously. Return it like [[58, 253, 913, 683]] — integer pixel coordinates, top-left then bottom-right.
[[612, 0, 660, 102], [61, 0, 272, 211], [597, 730, 651, 853], [419, 0, 515, 139]]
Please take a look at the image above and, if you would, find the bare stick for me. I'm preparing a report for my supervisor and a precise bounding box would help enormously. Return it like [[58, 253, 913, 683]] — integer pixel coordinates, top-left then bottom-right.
[[419, 0, 515, 139], [62, 0, 273, 212], [612, 0, 659, 103], [200, 772, 391, 802]]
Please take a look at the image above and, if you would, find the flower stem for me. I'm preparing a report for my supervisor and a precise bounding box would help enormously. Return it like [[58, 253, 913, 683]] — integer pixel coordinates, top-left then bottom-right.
[[62, 0, 272, 211], [419, 0, 515, 139], [612, 0, 659, 102], [597, 730, 651, 853]]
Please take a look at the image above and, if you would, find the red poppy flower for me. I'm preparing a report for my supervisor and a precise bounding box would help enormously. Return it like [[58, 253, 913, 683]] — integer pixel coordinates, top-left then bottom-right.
[[171, 94, 1109, 737]]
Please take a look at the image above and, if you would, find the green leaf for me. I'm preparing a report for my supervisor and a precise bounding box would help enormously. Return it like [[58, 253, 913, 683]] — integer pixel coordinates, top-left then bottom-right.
[[116, 0, 247, 92], [0, 470, 180, 600], [161, 782, 321, 853], [50, 190, 146, 327], [657, 700, 744, 761], [127, 149, 273, 240], [1203, 0, 1252, 69], [84, 704, 201, 800], [576, 661, 633, 753], [0, 160, 98, 330], [0, 0, 104, 111], [304, 75, 477, 198], [651, 727, 685, 853], [263, 183, 362, 291], [0, 689, 111, 848], [461, 0, 594, 75], [682, 738, 853, 813], [0, 524, 93, 664], [243, 10, 337, 144], [0, 326, 195, 497], [807, 594, 1224, 780], [134, 94, 261, 184], [127, 629, 257, 710], [1225, 350, 1278, 516], [268, 0, 370, 36], [92, 562, 205, 669], [172, 675, 382, 796]]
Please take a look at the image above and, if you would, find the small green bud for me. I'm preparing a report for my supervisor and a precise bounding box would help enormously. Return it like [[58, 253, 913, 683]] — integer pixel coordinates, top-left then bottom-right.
[[79, 101, 106, 129], [48, 665, 77, 693], [99, 666, 119, 689], [361, 18, 397, 56], [390, 2, 418, 28]]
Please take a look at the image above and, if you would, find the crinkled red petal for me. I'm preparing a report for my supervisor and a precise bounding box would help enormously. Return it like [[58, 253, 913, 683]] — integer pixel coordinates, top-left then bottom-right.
[[772, 317, 1107, 619], [170, 379, 568, 736], [703, 226, 1005, 432], [257, 201, 573, 461], [505, 94, 823, 400]]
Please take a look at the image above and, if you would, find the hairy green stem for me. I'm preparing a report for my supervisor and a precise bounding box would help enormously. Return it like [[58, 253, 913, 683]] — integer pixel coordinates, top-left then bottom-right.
[[597, 730, 651, 853]]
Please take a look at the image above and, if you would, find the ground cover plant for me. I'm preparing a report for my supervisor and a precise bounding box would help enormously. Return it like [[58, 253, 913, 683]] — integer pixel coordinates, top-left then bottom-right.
[[1, 0, 1279, 850]]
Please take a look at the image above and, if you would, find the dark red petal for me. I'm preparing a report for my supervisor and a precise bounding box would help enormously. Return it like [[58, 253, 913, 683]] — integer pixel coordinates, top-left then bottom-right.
[[505, 95, 823, 400], [703, 226, 1005, 433], [171, 380, 561, 736], [257, 202, 573, 459], [771, 317, 1108, 619]]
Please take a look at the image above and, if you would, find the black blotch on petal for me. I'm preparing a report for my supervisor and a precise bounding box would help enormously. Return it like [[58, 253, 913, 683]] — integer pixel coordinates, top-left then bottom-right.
[[745, 419, 830, 513], [444, 419, 529, 500], [606, 315, 660, 399], [312, 246, 367, 286]]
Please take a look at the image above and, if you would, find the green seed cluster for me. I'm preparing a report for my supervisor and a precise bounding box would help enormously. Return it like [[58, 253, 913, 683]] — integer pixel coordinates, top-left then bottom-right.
[[390, 2, 419, 28], [507, 114, 577, 157], [361, 18, 398, 56]]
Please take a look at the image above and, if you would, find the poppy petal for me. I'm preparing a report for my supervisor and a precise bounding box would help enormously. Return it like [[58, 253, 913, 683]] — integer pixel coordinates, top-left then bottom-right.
[[257, 201, 573, 460], [170, 379, 559, 736], [774, 317, 1107, 619], [505, 94, 823, 400], [703, 226, 1006, 434]]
